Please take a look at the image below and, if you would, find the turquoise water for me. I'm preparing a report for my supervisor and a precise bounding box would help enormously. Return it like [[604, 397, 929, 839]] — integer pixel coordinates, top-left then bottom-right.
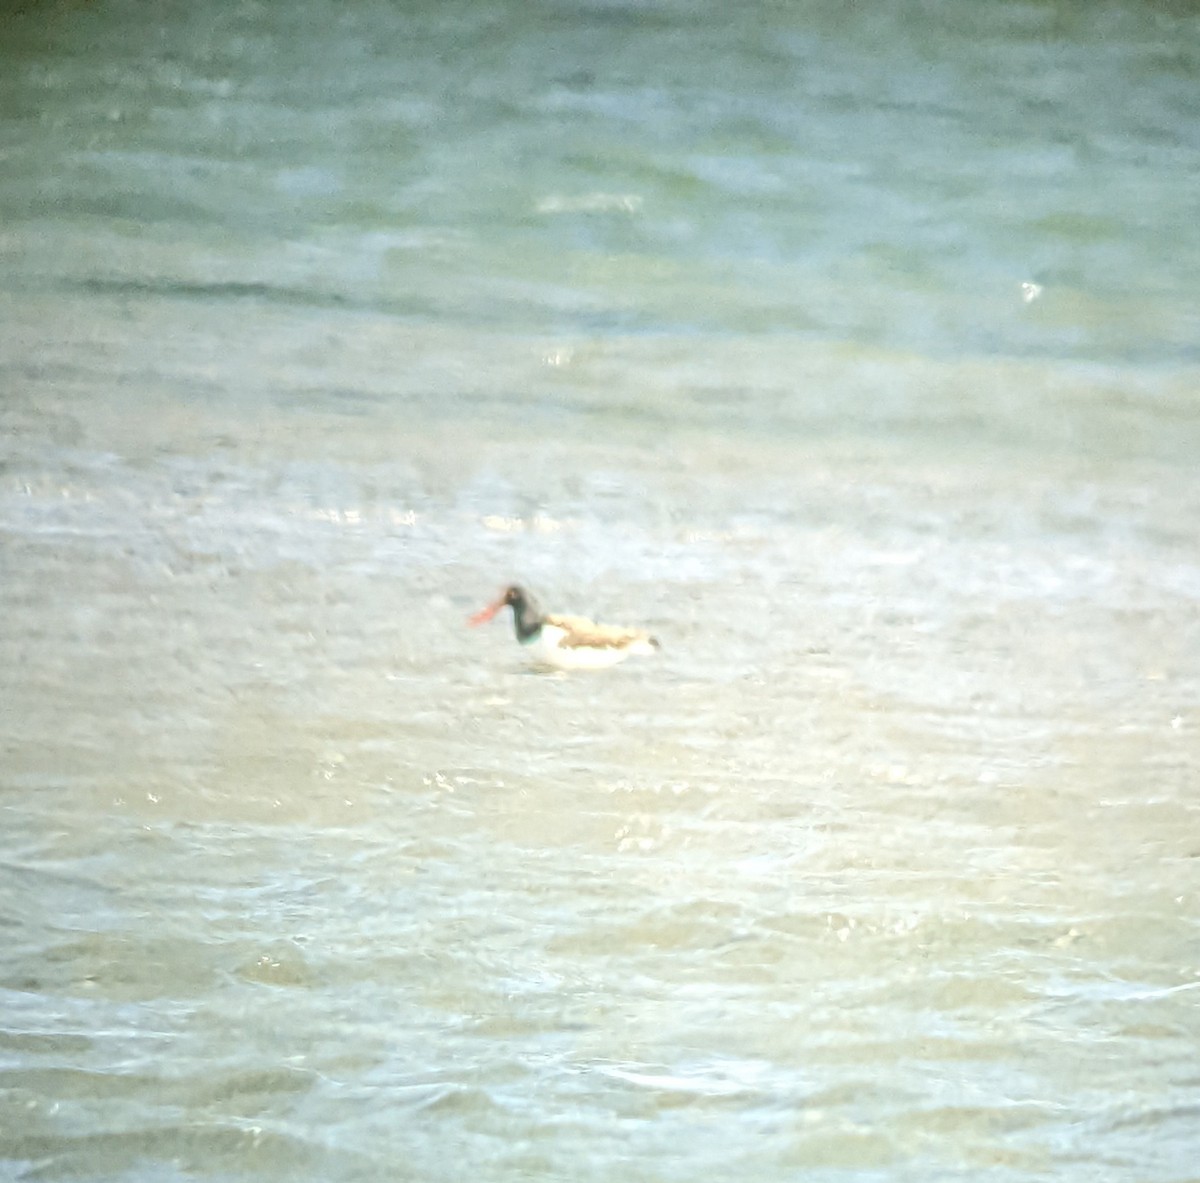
[[2, 2, 1199, 1180], [5, 0, 1198, 357]]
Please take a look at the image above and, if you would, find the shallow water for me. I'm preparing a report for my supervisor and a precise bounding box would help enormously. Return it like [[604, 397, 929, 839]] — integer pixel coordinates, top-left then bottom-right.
[[2, 1, 1200, 1180]]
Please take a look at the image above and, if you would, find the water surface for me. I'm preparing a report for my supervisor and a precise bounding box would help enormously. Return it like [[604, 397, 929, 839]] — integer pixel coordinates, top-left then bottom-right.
[[2, 1, 1199, 1179]]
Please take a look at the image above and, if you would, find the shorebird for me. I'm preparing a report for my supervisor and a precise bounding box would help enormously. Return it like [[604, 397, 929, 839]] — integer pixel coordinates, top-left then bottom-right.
[[468, 584, 660, 670]]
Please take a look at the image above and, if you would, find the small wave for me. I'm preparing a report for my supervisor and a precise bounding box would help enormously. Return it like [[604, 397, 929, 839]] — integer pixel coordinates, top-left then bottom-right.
[[74, 275, 353, 309], [535, 193, 643, 215]]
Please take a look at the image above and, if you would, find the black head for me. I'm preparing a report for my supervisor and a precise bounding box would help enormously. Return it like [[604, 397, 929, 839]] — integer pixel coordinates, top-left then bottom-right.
[[468, 584, 544, 637], [505, 585, 545, 640]]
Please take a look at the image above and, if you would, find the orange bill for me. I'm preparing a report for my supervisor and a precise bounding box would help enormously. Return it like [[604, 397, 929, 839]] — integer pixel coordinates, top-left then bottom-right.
[[467, 598, 503, 627]]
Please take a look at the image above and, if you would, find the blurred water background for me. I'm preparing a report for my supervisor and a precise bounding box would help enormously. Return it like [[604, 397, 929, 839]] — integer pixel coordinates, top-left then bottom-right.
[[2, 0, 1199, 1179]]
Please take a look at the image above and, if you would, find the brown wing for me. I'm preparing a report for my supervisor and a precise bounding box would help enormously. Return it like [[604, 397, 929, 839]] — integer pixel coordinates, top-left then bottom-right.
[[545, 612, 657, 650]]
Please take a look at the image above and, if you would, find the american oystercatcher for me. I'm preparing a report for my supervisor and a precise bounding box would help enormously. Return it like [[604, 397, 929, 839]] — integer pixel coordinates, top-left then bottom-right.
[[468, 585, 660, 670]]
